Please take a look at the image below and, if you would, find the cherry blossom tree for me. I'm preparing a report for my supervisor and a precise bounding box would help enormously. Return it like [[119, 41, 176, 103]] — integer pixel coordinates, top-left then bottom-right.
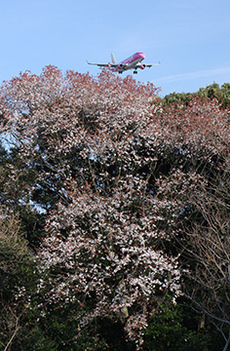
[[0, 67, 159, 210]]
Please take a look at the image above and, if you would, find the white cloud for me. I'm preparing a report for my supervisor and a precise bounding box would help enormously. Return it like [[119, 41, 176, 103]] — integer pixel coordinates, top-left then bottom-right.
[[154, 67, 230, 85]]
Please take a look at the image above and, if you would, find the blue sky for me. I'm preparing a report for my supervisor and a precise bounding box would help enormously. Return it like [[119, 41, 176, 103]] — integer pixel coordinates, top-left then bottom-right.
[[1, 0, 230, 96]]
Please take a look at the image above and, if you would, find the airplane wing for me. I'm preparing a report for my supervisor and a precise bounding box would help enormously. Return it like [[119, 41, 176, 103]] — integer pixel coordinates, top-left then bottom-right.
[[133, 61, 160, 70], [142, 61, 161, 68], [86, 60, 117, 69]]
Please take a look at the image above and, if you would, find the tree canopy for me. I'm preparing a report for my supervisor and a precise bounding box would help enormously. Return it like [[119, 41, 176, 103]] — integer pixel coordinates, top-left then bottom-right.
[[0, 67, 229, 350]]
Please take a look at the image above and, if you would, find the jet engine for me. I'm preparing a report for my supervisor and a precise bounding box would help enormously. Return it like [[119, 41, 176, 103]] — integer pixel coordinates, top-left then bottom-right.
[[119, 63, 128, 69], [140, 64, 146, 70], [118, 63, 129, 73]]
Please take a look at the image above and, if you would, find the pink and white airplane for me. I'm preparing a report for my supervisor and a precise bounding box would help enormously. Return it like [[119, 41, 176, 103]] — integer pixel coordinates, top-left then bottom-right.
[[87, 51, 160, 74]]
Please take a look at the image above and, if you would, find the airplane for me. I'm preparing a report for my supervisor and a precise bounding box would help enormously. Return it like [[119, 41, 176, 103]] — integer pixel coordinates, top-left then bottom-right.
[[87, 51, 160, 74]]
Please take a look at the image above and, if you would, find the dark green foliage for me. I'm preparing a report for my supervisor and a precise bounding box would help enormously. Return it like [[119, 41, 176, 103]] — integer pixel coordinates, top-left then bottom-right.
[[163, 91, 193, 107], [143, 299, 225, 351], [197, 81, 230, 109], [164, 82, 230, 110], [0, 208, 40, 350]]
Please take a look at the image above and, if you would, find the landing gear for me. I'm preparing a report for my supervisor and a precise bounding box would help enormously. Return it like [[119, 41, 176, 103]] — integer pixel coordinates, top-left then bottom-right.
[[133, 70, 138, 74]]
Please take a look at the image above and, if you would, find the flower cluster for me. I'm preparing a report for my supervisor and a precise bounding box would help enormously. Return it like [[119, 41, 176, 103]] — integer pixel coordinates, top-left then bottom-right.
[[39, 192, 182, 347]]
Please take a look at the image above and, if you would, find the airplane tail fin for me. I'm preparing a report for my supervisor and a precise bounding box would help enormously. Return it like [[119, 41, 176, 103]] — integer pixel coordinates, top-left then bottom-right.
[[111, 53, 117, 64]]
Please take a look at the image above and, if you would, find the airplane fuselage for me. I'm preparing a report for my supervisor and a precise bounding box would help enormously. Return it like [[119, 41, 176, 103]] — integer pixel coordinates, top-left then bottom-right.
[[113, 52, 146, 73]]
